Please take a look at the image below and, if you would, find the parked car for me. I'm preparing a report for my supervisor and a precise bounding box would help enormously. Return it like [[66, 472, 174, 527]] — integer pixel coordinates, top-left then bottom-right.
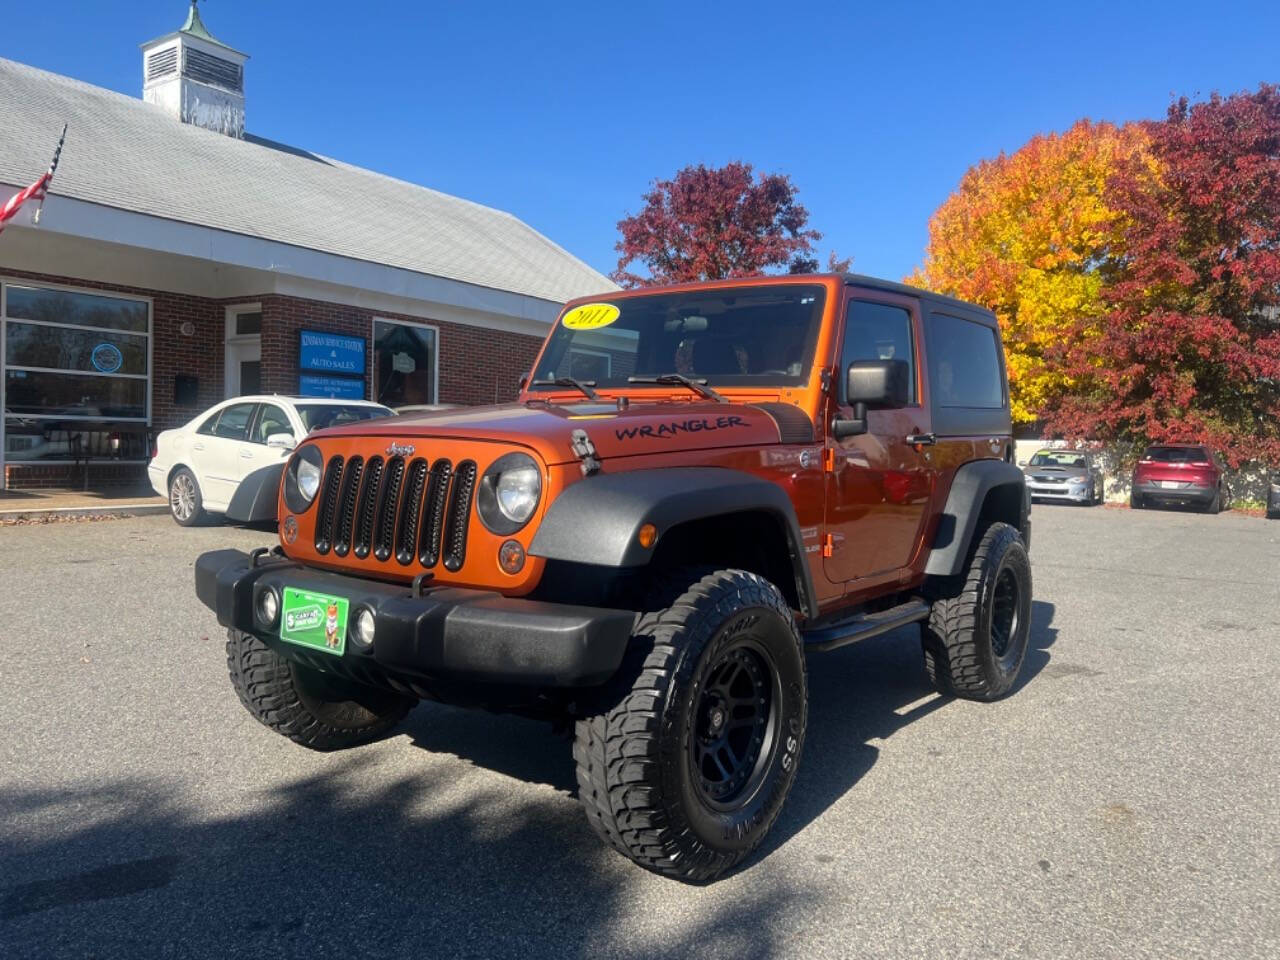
[[1267, 470, 1279, 519], [149, 396, 393, 525], [1020, 448, 1104, 505], [1130, 444, 1229, 513], [194, 273, 1035, 882]]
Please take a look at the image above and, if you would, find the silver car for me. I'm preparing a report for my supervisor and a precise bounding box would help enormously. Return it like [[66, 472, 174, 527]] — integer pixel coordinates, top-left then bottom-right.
[[1021, 449, 1105, 505]]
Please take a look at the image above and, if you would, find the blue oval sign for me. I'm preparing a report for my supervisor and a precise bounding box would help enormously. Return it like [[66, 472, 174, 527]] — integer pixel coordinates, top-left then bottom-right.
[[91, 342, 124, 374]]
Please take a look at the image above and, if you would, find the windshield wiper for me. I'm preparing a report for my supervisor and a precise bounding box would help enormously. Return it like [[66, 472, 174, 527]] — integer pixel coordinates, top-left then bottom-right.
[[530, 377, 603, 401], [627, 373, 727, 403]]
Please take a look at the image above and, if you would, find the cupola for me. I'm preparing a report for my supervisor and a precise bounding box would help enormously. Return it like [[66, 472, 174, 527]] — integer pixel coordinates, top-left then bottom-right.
[[141, 2, 248, 138]]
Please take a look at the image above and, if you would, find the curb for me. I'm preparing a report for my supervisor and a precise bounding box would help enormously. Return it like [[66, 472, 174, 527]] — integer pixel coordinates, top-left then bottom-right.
[[0, 503, 170, 522]]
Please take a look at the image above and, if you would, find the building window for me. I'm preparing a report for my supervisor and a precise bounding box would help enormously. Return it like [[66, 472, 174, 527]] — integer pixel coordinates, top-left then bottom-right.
[[373, 319, 437, 408], [2, 282, 152, 463]]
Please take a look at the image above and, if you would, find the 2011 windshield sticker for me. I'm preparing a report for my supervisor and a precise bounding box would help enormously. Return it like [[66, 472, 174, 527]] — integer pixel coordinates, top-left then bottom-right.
[[615, 416, 747, 441], [562, 303, 620, 330]]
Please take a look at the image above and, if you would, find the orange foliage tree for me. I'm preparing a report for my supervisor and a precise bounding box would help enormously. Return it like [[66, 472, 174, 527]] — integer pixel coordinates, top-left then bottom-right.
[[908, 120, 1151, 422]]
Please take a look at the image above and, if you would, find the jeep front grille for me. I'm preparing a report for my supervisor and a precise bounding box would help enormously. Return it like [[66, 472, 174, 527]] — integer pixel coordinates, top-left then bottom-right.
[[314, 454, 477, 570]]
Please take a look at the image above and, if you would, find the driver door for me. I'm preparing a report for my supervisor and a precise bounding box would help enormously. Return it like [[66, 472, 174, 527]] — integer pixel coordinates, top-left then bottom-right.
[[824, 294, 935, 583]]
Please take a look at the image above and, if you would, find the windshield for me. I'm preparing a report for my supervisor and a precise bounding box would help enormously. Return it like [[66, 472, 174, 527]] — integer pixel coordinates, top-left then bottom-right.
[[533, 285, 827, 390], [1144, 446, 1209, 463], [297, 404, 393, 431], [1029, 450, 1088, 467]]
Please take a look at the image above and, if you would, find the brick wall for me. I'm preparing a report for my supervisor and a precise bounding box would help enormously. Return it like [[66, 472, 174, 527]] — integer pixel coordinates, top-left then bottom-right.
[[1, 266, 549, 490], [259, 293, 544, 406]]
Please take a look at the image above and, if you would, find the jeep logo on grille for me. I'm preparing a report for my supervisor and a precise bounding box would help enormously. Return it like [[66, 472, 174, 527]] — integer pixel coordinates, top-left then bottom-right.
[[386, 442, 416, 457]]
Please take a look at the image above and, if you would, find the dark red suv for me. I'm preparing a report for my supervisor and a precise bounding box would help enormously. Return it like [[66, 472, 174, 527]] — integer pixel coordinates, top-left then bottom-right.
[[1130, 444, 1229, 513]]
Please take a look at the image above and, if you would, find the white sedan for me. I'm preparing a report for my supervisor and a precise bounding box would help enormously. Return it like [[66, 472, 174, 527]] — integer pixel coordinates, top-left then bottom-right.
[[149, 395, 393, 525]]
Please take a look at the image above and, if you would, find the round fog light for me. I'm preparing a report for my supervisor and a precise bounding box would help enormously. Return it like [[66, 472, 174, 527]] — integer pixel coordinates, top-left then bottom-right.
[[352, 607, 376, 650], [498, 539, 526, 575], [256, 587, 280, 627]]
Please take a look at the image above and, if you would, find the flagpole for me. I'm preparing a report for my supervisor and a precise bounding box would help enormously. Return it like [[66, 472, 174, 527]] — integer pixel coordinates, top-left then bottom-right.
[[31, 123, 67, 227]]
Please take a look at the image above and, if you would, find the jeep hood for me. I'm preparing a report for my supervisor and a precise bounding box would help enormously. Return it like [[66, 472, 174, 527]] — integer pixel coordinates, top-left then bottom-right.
[[310, 400, 811, 465]]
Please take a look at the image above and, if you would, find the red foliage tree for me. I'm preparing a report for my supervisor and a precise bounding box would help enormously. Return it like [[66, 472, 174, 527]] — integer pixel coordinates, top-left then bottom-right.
[[1046, 86, 1280, 467], [611, 162, 821, 287]]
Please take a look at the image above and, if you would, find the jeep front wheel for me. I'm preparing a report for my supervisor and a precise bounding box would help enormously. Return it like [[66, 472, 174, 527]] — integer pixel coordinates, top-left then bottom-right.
[[226, 629, 415, 750], [573, 569, 807, 883], [922, 522, 1032, 701]]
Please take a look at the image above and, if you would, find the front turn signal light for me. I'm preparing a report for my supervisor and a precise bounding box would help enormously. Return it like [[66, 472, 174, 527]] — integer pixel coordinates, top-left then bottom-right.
[[637, 523, 658, 549]]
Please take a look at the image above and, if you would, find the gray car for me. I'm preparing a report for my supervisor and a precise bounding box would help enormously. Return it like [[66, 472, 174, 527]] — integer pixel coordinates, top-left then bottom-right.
[[1021, 449, 1105, 505]]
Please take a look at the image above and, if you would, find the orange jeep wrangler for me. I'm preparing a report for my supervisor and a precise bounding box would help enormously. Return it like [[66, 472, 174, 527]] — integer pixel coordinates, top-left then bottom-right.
[[196, 274, 1032, 882]]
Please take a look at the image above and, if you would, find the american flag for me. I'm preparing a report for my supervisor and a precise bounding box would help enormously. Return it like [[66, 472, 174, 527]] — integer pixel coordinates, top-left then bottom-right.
[[0, 123, 66, 236]]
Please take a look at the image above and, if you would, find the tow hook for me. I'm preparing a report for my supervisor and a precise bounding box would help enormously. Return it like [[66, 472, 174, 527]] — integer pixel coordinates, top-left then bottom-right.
[[570, 429, 601, 476]]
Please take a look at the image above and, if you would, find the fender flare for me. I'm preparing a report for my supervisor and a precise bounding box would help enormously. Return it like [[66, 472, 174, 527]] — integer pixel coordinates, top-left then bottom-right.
[[528, 467, 818, 617], [225, 463, 282, 524], [925, 459, 1030, 577]]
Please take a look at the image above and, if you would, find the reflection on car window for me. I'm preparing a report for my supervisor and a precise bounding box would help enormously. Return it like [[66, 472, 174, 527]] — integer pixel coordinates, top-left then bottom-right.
[[1144, 446, 1210, 462], [197, 411, 221, 436], [213, 403, 255, 441], [535, 285, 826, 388], [928, 313, 1004, 409], [842, 301, 915, 402], [1030, 451, 1089, 467], [254, 404, 293, 444], [297, 404, 393, 431]]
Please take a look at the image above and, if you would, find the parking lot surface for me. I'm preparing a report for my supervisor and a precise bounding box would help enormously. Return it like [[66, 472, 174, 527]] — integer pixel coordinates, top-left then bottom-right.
[[1, 506, 1277, 959]]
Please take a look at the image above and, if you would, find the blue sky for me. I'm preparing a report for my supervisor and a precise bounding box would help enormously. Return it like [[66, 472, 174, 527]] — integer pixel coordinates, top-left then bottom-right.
[[5, 1, 1279, 283]]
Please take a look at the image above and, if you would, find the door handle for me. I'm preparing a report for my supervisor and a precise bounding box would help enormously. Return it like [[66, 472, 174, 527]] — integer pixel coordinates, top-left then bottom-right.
[[192, 442, 204, 451], [905, 433, 936, 446], [240, 450, 254, 459]]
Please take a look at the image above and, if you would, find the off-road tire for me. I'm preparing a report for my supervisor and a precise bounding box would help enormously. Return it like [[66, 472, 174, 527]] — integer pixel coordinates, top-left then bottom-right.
[[169, 467, 206, 526], [226, 629, 414, 750], [573, 569, 807, 883], [922, 522, 1032, 701]]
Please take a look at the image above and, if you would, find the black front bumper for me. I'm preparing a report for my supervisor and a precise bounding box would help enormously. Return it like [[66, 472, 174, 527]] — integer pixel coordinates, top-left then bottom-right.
[[195, 549, 635, 688]]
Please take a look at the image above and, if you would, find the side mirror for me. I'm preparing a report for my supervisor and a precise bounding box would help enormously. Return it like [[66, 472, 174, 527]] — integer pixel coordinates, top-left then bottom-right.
[[1018, 460, 1028, 467], [266, 433, 296, 451], [833, 360, 909, 439]]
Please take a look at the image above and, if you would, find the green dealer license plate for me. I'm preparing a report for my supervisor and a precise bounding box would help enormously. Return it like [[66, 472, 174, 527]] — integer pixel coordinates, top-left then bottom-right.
[[280, 588, 348, 656]]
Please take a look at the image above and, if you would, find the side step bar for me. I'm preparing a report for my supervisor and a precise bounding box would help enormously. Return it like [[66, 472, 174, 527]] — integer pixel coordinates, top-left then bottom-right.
[[802, 599, 931, 653]]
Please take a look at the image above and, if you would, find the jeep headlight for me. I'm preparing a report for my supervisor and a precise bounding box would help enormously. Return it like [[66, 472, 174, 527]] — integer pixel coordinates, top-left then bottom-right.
[[283, 444, 324, 513], [478, 452, 542, 534]]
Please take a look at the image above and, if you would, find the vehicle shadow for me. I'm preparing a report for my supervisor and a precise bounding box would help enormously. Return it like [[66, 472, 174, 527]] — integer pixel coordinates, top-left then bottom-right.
[[400, 600, 1059, 868], [0, 762, 803, 959]]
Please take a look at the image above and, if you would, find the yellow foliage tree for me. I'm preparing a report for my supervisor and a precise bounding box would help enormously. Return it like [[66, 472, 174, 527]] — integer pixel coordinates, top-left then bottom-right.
[[908, 120, 1150, 422]]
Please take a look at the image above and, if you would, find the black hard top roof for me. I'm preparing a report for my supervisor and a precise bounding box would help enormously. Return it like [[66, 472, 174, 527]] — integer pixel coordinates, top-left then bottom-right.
[[841, 273, 998, 324]]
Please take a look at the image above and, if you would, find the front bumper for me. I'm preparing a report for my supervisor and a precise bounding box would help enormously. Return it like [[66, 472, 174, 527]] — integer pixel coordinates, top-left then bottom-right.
[[1026, 481, 1091, 502], [1135, 482, 1215, 504], [195, 549, 635, 688]]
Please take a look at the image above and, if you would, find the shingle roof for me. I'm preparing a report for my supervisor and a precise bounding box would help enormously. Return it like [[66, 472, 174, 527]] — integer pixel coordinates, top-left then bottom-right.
[[0, 57, 615, 304]]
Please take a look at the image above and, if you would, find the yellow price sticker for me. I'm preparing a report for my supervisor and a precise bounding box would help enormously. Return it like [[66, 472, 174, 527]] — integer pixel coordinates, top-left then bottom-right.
[[562, 303, 620, 330]]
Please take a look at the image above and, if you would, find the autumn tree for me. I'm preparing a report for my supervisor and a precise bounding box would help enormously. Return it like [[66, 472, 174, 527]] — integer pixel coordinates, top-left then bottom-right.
[[908, 120, 1148, 422], [1046, 87, 1280, 466], [611, 162, 821, 287]]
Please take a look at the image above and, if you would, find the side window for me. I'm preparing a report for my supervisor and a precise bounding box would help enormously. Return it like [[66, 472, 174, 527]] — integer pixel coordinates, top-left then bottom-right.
[[196, 411, 221, 436], [928, 313, 1005, 409], [253, 403, 293, 444], [841, 301, 915, 403], [213, 402, 256, 441]]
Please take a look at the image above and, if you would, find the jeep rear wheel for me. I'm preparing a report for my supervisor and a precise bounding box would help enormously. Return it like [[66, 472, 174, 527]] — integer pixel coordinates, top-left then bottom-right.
[[226, 629, 415, 750], [573, 569, 807, 883], [922, 522, 1032, 701]]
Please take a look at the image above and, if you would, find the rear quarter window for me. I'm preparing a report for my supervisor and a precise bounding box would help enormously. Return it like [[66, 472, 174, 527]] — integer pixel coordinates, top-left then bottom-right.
[[928, 313, 1005, 409]]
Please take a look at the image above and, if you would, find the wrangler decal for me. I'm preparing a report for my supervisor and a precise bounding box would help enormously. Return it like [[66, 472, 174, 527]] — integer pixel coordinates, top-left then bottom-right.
[[614, 415, 747, 441]]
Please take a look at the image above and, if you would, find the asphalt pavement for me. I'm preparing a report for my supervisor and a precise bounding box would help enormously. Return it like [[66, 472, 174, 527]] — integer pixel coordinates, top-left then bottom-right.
[[1, 506, 1277, 959]]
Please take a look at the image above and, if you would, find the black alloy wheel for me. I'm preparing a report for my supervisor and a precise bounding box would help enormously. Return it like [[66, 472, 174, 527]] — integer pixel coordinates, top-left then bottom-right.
[[692, 643, 778, 808]]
